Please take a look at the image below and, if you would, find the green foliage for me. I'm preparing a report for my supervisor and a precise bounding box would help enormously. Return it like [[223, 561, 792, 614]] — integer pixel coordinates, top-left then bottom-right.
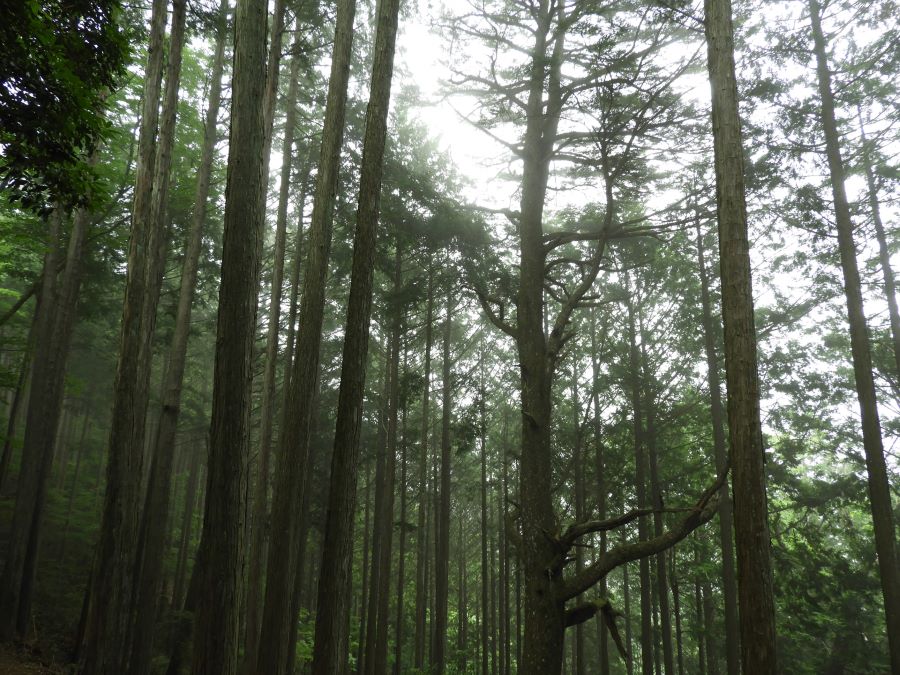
[[0, 0, 130, 212]]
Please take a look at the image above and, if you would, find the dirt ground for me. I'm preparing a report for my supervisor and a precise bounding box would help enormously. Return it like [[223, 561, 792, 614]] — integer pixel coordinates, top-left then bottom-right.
[[0, 645, 63, 674]]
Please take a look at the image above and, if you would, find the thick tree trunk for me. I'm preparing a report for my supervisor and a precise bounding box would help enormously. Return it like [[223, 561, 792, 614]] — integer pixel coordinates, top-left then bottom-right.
[[809, 3, 900, 669], [432, 288, 454, 674], [695, 216, 741, 675], [2, 194, 91, 638], [414, 258, 435, 670], [356, 463, 372, 673], [309, 0, 402, 665], [79, 0, 170, 667], [257, 0, 357, 666], [245, 18, 303, 664], [124, 1, 194, 670], [703, 0, 777, 671], [480, 371, 490, 675], [190, 0, 269, 669]]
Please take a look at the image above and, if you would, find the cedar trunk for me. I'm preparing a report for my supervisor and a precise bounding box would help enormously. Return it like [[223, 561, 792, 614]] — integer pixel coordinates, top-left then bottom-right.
[[703, 0, 778, 670], [809, 1, 900, 669], [190, 0, 268, 669], [309, 0, 402, 666]]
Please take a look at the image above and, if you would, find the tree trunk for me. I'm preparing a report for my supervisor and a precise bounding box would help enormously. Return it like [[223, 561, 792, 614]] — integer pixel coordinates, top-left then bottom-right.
[[79, 0, 172, 666], [0, 321, 33, 492], [809, 3, 900, 671], [190, 0, 269, 669], [245, 17, 303, 663], [393, 354, 410, 675], [257, 0, 357, 666], [694, 215, 741, 675], [362, 367, 390, 675], [857, 115, 900, 389], [172, 441, 202, 612], [309, 0, 402, 663], [414, 257, 435, 670], [432, 287, 454, 674], [124, 0, 194, 669], [480, 365, 490, 675], [703, 0, 778, 670], [356, 463, 372, 673], [590, 313, 610, 675], [624, 289, 652, 675]]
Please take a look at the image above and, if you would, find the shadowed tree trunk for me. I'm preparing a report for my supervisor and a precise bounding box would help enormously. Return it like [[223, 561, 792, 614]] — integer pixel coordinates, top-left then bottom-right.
[[414, 257, 435, 670], [703, 0, 777, 670], [432, 287, 454, 674], [245, 16, 304, 664], [190, 0, 269, 669], [257, 0, 357, 666], [309, 0, 402, 665], [124, 1, 195, 670], [808, 2, 900, 668], [0, 201, 88, 639], [78, 0, 171, 666], [694, 215, 740, 675]]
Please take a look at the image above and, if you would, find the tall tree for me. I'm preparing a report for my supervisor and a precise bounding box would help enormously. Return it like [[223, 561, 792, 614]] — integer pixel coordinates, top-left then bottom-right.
[[703, 0, 778, 670], [190, 0, 268, 669], [256, 0, 357, 666], [808, 1, 900, 668], [310, 0, 403, 664], [80, 0, 170, 668]]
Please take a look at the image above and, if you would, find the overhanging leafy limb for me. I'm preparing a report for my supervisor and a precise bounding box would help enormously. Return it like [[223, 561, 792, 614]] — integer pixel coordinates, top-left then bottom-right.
[[559, 464, 729, 601]]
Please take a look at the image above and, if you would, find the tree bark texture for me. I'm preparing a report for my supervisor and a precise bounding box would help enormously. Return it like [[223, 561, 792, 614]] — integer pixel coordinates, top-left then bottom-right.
[[80, 0, 170, 668], [809, 2, 900, 669], [309, 0, 402, 666], [190, 0, 268, 669], [703, 0, 778, 670], [256, 0, 357, 666]]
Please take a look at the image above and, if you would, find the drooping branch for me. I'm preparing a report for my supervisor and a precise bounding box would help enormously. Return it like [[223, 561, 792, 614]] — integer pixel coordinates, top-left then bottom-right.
[[564, 598, 629, 662], [559, 464, 728, 601]]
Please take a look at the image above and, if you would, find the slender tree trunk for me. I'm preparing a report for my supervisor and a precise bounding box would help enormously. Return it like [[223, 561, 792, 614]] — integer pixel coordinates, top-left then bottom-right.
[[414, 258, 435, 670], [363, 355, 391, 675], [432, 287, 454, 674], [703, 0, 777, 670], [393, 355, 410, 675], [623, 558, 633, 675], [190, 0, 269, 669], [356, 463, 372, 673], [858, 115, 900, 388], [571, 363, 586, 675], [624, 290, 652, 675], [370, 250, 403, 675], [60, 407, 92, 561], [0, 323, 33, 492], [308, 0, 403, 660], [694, 215, 741, 675], [172, 441, 202, 612], [809, 3, 900, 670], [590, 313, 610, 675], [257, 0, 358, 666], [640, 371, 674, 675], [670, 551, 685, 675], [124, 1, 193, 669], [0, 209, 63, 640], [702, 583, 719, 675], [245, 17, 304, 663], [282, 160, 312, 389], [480, 367, 490, 675]]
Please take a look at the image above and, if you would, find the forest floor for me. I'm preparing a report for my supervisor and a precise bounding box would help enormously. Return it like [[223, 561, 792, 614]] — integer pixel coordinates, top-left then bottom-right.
[[0, 644, 64, 674]]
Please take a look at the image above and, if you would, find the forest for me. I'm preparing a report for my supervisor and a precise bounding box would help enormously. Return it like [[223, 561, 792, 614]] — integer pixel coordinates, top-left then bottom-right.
[[0, 0, 897, 673]]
